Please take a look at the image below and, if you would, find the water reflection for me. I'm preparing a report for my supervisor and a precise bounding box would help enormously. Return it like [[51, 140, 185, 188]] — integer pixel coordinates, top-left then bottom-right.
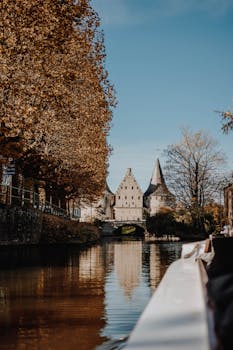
[[101, 241, 149, 342], [0, 246, 106, 350], [0, 241, 181, 350], [100, 241, 181, 346], [149, 243, 181, 292], [115, 241, 142, 298]]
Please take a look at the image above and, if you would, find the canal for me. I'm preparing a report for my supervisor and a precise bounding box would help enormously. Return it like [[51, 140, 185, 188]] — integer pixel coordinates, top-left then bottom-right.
[[0, 239, 181, 350]]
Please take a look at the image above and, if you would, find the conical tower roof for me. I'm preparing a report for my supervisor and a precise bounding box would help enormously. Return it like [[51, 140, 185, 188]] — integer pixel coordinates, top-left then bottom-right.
[[144, 159, 168, 196], [151, 159, 165, 186]]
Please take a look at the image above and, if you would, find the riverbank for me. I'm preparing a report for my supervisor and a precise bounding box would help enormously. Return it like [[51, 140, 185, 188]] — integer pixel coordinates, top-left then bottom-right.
[[40, 213, 100, 244], [0, 205, 100, 245]]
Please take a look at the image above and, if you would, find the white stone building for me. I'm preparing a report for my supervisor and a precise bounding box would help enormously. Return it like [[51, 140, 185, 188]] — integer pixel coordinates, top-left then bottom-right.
[[78, 159, 175, 223], [144, 159, 175, 215], [79, 184, 115, 222], [114, 168, 143, 221]]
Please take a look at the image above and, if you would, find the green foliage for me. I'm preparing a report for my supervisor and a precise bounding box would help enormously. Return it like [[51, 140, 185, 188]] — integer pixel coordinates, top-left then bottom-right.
[[146, 212, 175, 236], [146, 211, 216, 238]]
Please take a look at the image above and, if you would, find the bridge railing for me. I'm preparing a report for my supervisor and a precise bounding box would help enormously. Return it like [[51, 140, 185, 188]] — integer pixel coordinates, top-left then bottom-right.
[[0, 184, 68, 218]]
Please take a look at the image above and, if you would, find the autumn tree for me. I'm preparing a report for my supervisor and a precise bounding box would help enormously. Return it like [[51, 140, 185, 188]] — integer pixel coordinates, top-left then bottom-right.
[[218, 110, 233, 133], [0, 0, 115, 200], [164, 129, 225, 231]]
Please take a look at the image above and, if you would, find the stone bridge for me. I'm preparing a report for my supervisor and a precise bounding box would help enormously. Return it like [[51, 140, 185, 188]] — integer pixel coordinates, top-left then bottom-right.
[[102, 220, 147, 235]]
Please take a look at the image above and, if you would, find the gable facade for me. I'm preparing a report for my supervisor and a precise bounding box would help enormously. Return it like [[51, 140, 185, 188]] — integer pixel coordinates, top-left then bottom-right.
[[78, 160, 176, 223], [114, 168, 143, 221]]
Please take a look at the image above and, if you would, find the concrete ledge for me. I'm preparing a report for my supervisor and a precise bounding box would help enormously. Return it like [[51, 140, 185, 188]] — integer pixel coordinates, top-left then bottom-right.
[[125, 257, 210, 350]]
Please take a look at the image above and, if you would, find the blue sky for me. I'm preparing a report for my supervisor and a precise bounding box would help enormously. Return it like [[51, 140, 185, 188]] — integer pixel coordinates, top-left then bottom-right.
[[92, 0, 233, 192]]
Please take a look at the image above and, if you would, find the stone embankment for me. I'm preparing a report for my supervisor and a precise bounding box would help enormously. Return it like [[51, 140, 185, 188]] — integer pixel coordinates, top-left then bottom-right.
[[0, 206, 100, 245], [40, 214, 100, 244]]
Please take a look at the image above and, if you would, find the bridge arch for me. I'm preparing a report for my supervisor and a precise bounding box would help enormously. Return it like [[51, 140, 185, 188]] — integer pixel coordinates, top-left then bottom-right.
[[113, 222, 146, 236], [102, 220, 147, 236]]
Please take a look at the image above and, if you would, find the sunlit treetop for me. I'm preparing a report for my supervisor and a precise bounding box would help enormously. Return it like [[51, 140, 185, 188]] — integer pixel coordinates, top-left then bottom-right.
[[0, 0, 116, 199]]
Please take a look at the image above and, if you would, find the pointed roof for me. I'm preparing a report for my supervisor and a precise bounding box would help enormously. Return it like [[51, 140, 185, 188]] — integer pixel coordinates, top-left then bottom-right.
[[126, 167, 132, 176], [144, 159, 169, 197], [151, 159, 165, 186]]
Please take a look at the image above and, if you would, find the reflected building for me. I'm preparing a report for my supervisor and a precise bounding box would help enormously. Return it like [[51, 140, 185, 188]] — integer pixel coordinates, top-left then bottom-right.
[[0, 242, 182, 350], [149, 244, 163, 292], [102, 242, 115, 273], [149, 243, 182, 292], [79, 245, 104, 283], [114, 241, 142, 298]]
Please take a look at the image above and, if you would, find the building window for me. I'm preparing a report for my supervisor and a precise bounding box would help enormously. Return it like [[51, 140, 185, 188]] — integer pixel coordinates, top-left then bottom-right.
[[138, 196, 140, 200], [132, 196, 134, 199], [132, 186, 134, 189], [118, 196, 120, 199], [125, 196, 127, 199], [125, 186, 127, 189]]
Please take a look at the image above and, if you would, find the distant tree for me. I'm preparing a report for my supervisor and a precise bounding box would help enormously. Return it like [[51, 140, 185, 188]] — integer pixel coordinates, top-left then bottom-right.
[[146, 211, 193, 237], [0, 0, 116, 200], [164, 129, 225, 231], [218, 110, 233, 133], [204, 202, 224, 234], [146, 211, 176, 236]]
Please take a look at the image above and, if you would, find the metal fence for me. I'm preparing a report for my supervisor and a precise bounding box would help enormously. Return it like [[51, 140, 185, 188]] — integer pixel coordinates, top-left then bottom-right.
[[0, 184, 68, 218]]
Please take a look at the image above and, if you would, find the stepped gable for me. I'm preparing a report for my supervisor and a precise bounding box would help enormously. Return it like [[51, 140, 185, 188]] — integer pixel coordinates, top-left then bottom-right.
[[116, 168, 143, 195], [114, 168, 143, 221]]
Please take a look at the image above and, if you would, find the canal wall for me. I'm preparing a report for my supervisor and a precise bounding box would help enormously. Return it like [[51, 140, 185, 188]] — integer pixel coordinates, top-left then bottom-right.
[[40, 214, 100, 244], [0, 206, 100, 245], [0, 206, 42, 244]]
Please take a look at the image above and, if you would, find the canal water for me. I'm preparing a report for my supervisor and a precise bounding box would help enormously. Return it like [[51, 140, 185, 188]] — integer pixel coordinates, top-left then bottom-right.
[[0, 239, 181, 350]]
